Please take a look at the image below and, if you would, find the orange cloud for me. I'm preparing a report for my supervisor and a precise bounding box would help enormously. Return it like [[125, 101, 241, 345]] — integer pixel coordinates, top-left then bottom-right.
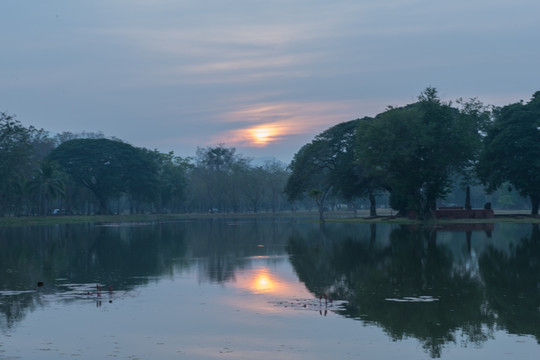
[[211, 100, 369, 147]]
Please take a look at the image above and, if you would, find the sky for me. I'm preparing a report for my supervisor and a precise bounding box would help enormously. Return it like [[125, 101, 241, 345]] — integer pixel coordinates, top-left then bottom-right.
[[2, 0, 540, 163]]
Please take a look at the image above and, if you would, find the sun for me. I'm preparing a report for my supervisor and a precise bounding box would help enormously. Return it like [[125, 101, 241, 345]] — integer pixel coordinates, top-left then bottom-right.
[[250, 126, 275, 145]]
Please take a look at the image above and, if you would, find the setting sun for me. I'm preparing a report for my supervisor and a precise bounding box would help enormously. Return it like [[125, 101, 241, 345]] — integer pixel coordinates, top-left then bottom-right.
[[250, 126, 276, 145]]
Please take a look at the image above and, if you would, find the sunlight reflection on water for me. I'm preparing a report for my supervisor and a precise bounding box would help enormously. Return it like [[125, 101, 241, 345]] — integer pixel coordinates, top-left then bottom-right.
[[0, 220, 538, 360]]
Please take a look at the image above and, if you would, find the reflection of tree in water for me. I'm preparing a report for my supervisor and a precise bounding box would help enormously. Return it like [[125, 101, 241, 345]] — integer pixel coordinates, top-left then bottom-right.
[[479, 223, 540, 343], [189, 220, 254, 283], [0, 291, 43, 333], [0, 222, 188, 331], [287, 223, 391, 299], [184, 218, 293, 283], [287, 224, 497, 358], [0, 218, 293, 331]]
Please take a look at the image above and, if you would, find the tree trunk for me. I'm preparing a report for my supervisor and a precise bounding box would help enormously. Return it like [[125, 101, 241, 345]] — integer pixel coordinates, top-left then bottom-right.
[[465, 186, 472, 210], [97, 195, 109, 215], [531, 195, 539, 215], [317, 187, 333, 222], [369, 191, 377, 217], [318, 203, 324, 222]]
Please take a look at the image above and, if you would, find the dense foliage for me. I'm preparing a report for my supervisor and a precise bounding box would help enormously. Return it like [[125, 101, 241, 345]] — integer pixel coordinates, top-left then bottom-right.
[[477, 92, 540, 214], [355, 88, 489, 218], [285, 119, 383, 220], [287, 88, 536, 219], [48, 139, 159, 214], [0, 117, 291, 216], [1, 88, 539, 218]]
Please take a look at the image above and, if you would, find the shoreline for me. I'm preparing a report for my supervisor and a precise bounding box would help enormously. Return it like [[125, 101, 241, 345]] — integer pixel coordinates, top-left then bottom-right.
[[1, 209, 539, 227]]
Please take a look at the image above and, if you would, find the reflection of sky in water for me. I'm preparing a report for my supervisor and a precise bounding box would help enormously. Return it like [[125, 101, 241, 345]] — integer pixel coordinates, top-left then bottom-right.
[[223, 258, 323, 315], [1, 256, 537, 360], [0, 222, 538, 359], [233, 258, 311, 297]]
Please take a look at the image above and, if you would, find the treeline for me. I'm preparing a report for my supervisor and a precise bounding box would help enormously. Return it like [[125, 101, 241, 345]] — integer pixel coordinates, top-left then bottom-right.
[[2, 87, 539, 218], [0, 113, 292, 216], [285, 87, 540, 220]]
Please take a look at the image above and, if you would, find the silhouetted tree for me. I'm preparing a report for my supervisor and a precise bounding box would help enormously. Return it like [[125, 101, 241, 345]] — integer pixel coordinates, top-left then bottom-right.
[[48, 138, 158, 214], [478, 91, 540, 214], [356, 88, 488, 219], [286, 120, 375, 221], [30, 160, 65, 215]]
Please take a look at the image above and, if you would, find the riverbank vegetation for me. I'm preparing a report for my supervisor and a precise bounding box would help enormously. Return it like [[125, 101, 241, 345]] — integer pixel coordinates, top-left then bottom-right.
[[1, 88, 539, 221], [286, 88, 540, 220]]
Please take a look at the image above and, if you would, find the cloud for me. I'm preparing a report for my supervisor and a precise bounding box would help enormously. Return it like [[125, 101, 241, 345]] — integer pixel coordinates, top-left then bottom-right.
[[210, 100, 375, 147], [2, 0, 540, 164], [85, 22, 325, 84]]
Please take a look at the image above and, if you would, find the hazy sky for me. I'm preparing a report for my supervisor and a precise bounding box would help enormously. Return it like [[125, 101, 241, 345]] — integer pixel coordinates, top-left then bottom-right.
[[2, 0, 539, 162]]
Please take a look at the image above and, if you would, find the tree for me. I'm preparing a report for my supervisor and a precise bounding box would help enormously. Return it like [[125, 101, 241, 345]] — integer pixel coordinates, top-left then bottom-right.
[[153, 151, 190, 213], [286, 139, 335, 221], [243, 165, 266, 213], [333, 117, 384, 216], [0, 112, 38, 216], [48, 138, 158, 214], [261, 159, 289, 213], [9, 175, 33, 216], [356, 87, 487, 219], [285, 120, 370, 221], [477, 91, 540, 214], [124, 147, 160, 214], [30, 160, 65, 215], [188, 145, 252, 213]]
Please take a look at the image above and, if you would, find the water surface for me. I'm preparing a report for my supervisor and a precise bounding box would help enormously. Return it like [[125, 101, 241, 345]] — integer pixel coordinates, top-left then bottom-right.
[[0, 219, 538, 359]]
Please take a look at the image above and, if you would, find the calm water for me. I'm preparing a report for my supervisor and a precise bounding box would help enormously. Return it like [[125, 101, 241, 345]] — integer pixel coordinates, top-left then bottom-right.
[[0, 218, 538, 359]]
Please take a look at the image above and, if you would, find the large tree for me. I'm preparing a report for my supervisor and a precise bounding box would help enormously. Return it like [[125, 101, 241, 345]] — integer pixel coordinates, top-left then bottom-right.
[[48, 138, 158, 214], [477, 91, 540, 214], [333, 117, 384, 216], [0, 112, 42, 216], [285, 119, 377, 221], [356, 88, 487, 219]]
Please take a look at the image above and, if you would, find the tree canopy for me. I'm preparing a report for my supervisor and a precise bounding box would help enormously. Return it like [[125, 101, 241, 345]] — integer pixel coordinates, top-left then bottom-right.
[[355, 88, 488, 219], [285, 119, 374, 221], [478, 92, 540, 214], [3, 87, 540, 218], [0, 112, 53, 216], [48, 138, 158, 214]]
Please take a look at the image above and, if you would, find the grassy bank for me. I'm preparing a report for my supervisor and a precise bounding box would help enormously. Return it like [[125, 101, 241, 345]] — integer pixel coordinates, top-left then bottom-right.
[[1, 209, 539, 227]]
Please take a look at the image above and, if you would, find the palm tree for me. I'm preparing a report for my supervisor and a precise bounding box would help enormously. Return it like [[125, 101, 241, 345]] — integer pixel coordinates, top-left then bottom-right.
[[9, 175, 32, 216], [30, 160, 65, 215]]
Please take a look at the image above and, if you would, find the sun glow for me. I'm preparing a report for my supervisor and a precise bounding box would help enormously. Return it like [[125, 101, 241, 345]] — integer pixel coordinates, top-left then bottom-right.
[[249, 268, 279, 294], [253, 273, 274, 293], [225, 265, 316, 314], [250, 126, 275, 145], [212, 100, 373, 148]]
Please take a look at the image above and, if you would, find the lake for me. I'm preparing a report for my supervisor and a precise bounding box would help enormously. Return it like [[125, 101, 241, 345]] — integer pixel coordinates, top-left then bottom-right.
[[0, 218, 538, 359]]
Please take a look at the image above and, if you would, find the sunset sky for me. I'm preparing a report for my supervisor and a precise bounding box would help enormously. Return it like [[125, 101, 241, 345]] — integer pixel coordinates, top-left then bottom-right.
[[2, 0, 539, 163]]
